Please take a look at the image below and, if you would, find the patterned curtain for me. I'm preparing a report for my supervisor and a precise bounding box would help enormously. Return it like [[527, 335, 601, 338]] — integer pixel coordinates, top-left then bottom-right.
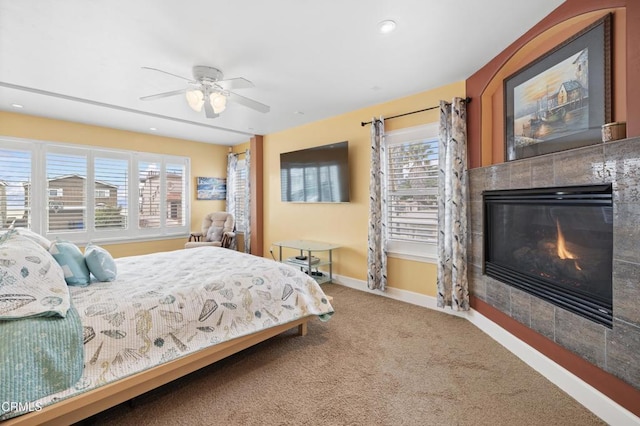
[[367, 117, 387, 291], [437, 98, 470, 310], [226, 152, 238, 251], [244, 149, 251, 254]]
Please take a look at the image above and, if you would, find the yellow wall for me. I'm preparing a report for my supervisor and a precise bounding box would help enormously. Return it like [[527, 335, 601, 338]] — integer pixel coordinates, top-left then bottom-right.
[[1, 79, 464, 297], [263, 80, 465, 297], [0, 111, 229, 257]]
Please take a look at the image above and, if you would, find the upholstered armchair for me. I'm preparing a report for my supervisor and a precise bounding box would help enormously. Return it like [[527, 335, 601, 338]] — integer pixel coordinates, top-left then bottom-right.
[[185, 212, 235, 249]]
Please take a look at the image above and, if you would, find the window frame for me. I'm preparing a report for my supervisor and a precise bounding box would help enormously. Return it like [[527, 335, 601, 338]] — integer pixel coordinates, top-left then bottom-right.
[[0, 136, 191, 245], [383, 122, 439, 263]]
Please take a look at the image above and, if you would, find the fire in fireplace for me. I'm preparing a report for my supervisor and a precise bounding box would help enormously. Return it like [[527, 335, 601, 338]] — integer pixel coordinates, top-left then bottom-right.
[[483, 184, 613, 327]]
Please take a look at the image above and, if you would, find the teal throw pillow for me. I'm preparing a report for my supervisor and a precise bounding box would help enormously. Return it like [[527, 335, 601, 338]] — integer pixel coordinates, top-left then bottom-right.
[[49, 240, 91, 286], [84, 243, 117, 282]]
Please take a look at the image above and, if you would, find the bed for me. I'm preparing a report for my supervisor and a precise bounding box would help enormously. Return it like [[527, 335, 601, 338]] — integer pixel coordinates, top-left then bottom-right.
[[0, 230, 334, 425]]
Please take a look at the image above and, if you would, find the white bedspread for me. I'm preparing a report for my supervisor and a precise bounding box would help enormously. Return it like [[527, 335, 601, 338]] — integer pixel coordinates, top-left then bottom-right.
[[35, 246, 334, 408]]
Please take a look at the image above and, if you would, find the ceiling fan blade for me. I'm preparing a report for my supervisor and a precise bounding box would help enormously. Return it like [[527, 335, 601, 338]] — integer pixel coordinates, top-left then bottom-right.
[[203, 100, 219, 119], [215, 77, 254, 91], [141, 66, 194, 82], [140, 88, 186, 101], [227, 92, 270, 113]]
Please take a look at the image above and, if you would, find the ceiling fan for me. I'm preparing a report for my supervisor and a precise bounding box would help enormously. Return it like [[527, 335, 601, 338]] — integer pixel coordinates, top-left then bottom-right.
[[140, 65, 270, 118]]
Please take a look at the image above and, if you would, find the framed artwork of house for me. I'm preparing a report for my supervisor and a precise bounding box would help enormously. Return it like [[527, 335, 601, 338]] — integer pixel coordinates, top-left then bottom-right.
[[196, 177, 226, 200], [504, 14, 612, 161]]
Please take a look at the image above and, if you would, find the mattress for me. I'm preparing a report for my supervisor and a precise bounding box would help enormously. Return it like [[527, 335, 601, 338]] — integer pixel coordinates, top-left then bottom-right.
[[1, 246, 333, 420]]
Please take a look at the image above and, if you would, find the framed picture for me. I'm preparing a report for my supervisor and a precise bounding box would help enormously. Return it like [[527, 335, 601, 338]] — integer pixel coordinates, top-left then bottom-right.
[[504, 14, 612, 161], [196, 177, 226, 200]]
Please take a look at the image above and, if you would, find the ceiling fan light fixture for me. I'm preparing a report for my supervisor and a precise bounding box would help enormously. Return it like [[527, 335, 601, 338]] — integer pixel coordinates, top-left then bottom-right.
[[141, 65, 269, 117], [210, 92, 227, 114], [377, 19, 397, 34], [185, 89, 204, 112]]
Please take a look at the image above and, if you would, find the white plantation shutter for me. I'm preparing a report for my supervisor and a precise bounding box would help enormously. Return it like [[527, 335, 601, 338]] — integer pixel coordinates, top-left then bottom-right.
[[234, 160, 247, 232], [46, 151, 87, 232], [165, 163, 186, 227], [94, 156, 128, 230], [384, 123, 439, 261], [387, 139, 439, 242], [138, 161, 161, 229], [0, 147, 32, 229]]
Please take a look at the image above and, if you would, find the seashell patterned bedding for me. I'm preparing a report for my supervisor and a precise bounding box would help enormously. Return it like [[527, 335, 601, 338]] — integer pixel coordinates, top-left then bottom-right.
[[1, 246, 334, 421]]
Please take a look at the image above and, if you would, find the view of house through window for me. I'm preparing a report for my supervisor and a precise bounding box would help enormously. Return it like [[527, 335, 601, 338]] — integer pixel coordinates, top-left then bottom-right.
[[46, 151, 88, 231], [165, 163, 186, 227], [95, 156, 128, 230], [0, 137, 189, 242], [384, 122, 439, 262], [138, 160, 161, 229]]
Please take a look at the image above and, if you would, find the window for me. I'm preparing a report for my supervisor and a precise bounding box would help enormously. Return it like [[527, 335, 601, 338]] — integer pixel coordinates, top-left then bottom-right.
[[165, 163, 186, 226], [46, 151, 87, 231], [384, 123, 439, 262], [0, 137, 190, 243], [138, 160, 161, 229], [234, 159, 247, 232], [95, 155, 128, 230], [0, 144, 31, 229]]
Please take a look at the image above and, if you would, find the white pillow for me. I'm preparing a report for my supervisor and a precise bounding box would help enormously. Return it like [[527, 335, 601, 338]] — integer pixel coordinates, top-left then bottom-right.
[[0, 231, 71, 319], [15, 227, 52, 250], [206, 225, 224, 242]]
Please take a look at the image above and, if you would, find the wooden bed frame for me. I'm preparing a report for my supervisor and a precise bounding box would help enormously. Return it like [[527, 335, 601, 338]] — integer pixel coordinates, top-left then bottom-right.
[[3, 317, 310, 425]]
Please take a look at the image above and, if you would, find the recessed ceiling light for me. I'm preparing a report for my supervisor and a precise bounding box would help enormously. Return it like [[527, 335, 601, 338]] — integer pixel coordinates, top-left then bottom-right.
[[377, 20, 397, 34], [149, 127, 157, 131], [294, 111, 305, 115], [11, 103, 24, 109]]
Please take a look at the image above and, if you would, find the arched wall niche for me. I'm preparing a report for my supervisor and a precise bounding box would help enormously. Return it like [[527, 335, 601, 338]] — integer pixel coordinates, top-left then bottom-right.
[[466, 0, 636, 168]]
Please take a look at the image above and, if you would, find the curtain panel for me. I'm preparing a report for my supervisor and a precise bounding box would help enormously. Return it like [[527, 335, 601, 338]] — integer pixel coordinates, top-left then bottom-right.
[[367, 117, 387, 291], [244, 149, 251, 254], [437, 98, 470, 310], [226, 152, 238, 251]]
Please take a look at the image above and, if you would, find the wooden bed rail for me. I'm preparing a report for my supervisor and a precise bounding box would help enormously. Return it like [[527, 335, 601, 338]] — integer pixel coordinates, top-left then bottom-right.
[[2, 317, 310, 426]]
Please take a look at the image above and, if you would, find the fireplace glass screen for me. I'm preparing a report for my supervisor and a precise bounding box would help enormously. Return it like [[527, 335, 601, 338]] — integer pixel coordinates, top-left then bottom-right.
[[483, 184, 613, 327]]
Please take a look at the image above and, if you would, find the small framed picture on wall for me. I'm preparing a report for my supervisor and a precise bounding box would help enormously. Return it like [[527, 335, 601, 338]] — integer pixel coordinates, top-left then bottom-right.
[[196, 177, 226, 200]]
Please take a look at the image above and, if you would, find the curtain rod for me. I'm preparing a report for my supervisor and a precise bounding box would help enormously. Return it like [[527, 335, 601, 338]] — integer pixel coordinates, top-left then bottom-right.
[[360, 96, 471, 127]]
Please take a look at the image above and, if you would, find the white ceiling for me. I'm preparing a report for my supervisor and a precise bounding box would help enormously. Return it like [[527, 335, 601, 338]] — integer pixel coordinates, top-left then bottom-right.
[[0, 0, 565, 146]]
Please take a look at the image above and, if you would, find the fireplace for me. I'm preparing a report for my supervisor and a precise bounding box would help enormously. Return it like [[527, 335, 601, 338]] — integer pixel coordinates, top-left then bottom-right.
[[483, 184, 613, 327]]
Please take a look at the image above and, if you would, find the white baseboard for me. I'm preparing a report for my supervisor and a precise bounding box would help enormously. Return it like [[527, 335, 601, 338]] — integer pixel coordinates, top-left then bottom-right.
[[330, 274, 640, 426]]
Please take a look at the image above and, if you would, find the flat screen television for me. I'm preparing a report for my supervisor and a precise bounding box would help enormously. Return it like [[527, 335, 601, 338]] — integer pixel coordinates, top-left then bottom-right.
[[280, 141, 350, 203]]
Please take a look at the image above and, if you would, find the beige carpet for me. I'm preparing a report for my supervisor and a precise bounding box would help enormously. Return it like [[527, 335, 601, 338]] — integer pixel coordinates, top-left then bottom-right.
[[82, 284, 604, 426]]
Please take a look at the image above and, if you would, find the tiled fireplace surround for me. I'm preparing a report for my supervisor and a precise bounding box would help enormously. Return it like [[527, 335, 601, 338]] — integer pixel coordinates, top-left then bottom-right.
[[468, 136, 640, 392]]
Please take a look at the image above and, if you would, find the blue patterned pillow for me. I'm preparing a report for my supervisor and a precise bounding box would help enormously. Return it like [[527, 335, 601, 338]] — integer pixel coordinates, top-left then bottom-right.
[[84, 243, 117, 282], [49, 240, 91, 286], [0, 232, 71, 319]]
